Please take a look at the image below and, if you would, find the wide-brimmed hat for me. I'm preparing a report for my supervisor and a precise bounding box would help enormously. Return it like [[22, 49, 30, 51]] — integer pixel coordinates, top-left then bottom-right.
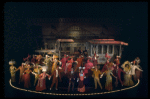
[[9, 60, 16, 65], [121, 61, 131, 69]]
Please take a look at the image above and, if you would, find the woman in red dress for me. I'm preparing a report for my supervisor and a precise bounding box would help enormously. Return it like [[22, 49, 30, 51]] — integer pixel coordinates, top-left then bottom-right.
[[35, 66, 50, 91], [77, 69, 86, 92], [23, 64, 32, 89]]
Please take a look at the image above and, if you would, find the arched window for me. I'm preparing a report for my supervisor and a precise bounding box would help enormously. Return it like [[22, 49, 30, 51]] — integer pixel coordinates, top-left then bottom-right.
[[98, 45, 102, 54], [103, 45, 107, 54]]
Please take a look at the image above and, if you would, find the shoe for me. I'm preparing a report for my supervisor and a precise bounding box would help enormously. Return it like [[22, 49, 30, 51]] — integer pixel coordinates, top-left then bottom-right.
[[50, 88, 51, 90]]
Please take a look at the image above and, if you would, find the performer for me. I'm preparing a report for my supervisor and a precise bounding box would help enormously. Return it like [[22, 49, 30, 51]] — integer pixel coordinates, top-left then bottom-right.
[[92, 52, 99, 66], [102, 62, 117, 91], [23, 64, 32, 89], [114, 56, 121, 66], [77, 67, 86, 93], [36, 54, 43, 65], [75, 55, 84, 73], [66, 57, 74, 73], [31, 55, 36, 64], [114, 65, 126, 87], [67, 65, 76, 92], [35, 66, 50, 91], [135, 57, 141, 66], [134, 57, 142, 79], [51, 55, 59, 73], [32, 65, 42, 86], [61, 54, 69, 73], [43, 55, 52, 74], [91, 66, 103, 89], [15, 63, 26, 84], [101, 57, 110, 73], [49, 64, 62, 90], [131, 61, 143, 81], [121, 61, 134, 86], [9, 60, 17, 83], [84, 58, 94, 74]]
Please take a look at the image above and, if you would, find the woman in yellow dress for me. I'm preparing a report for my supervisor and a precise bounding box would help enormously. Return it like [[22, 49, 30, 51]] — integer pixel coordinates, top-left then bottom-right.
[[103, 62, 117, 91], [9, 60, 17, 83], [121, 61, 134, 86]]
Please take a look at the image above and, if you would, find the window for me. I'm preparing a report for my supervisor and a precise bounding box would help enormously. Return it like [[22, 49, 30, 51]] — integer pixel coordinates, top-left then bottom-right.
[[74, 47, 78, 52], [98, 45, 102, 54], [66, 47, 70, 51], [109, 45, 113, 54], [103, 45, 107, 54]]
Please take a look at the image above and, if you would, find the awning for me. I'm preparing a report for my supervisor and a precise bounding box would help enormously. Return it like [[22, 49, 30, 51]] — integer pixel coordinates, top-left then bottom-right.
[[89, 39, 128, 46]]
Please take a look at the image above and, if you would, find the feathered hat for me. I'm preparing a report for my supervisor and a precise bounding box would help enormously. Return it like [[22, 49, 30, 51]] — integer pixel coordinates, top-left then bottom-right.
[[9, 60, 16, 65], [121, 61, 131, 70]]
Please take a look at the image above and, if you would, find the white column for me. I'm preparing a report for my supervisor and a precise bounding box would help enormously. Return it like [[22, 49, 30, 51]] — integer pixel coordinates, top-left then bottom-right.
[[102, 45, 104, 54], [113, 45, 114, 54], [119, 45, 122, 56]]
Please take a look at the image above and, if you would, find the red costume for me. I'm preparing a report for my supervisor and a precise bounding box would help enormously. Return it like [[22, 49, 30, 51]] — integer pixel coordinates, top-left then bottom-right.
[[84, 59, 94, 74], [75, 56, 84, 72], [114, 56, 121, 66], [35, 72, 50, 91], [67, 58, 73, 72], [113, 66, 126, 86], [23, 69, 32, 88], [92, 53, 99, 66], [101, 60, 109, 73], [61, 54, 69, 73]]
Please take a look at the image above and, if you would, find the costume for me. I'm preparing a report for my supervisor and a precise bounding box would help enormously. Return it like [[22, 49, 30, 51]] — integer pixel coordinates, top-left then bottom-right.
[[113, 66, 126, 87], [32, 66, 42, 86], [92, 53, 99, 66], [103, 63, 116, 91], [101, 60, 109, 73], [114, 56, 121, 66], [75, 56, 84, 72], [51, 55, 58, 73], [9, 60, 17, 82], [66, 58, 73, 73], [35, 71, 50, 91], [16, 63, 25, 84], [91, 67, 102, 89], [43, 55, 52, 74], [61, 54, 69, 73], [130, 62, 143, 81], [50, 66, 62, 90], [23, 68, 32, 88], [67, 68, 76, 92], [77, 72, 85, 92], [122, 61, 134, 86], [84, 59, 94, 74]]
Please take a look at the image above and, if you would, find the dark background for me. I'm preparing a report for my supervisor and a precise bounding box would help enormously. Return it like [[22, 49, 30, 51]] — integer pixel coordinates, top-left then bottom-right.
[[3, 2, 148, 98]]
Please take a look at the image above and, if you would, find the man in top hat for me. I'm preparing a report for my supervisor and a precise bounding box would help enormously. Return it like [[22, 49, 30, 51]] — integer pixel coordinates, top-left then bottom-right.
[[49, 62, 62, 90]]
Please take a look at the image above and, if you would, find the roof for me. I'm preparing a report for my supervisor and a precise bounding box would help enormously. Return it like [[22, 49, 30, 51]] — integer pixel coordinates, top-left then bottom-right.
[[57, 39, 74, 42], [89, 39, 128, 46]]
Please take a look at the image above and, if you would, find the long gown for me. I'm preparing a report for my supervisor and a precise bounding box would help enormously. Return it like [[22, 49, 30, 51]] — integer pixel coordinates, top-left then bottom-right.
[[123, 67, 134, 86], [10, 66, 17, 82], [78, 73, 85, 92], [23, 69, 32, 88], [105, 70, 113, 91], [35, 72, 49, 91]]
